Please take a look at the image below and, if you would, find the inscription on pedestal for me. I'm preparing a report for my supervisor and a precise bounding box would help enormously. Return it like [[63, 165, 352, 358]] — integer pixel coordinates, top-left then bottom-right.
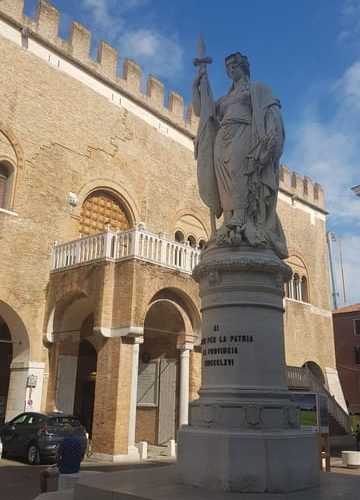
[[201, 324, 254, 367]]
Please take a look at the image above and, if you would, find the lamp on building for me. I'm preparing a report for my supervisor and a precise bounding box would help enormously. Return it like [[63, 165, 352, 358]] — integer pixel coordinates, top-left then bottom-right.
[[68, 192, 79, 207]]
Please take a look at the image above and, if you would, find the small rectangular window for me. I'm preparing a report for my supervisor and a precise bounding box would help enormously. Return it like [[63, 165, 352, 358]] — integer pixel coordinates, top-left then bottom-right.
[[355, 346, 360, 365], [354, 319, 360, 336]]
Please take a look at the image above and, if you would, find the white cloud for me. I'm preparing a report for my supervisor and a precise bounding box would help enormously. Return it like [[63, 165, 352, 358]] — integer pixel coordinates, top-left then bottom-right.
[[287, 61, 360, 229], [287, 59, 360, 304], [119, 29, 183, 78], [81, 0, 122, 34], [335, 61, 360, 113], [339, 0, 360, 44], [80, 0, 183, 79]]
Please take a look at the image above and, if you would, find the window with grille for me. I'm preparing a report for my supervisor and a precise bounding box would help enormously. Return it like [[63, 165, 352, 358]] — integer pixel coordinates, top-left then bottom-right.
[[355, 346, 360, 364], [354, 319, 360, 336], [79, 191, 130, 236]]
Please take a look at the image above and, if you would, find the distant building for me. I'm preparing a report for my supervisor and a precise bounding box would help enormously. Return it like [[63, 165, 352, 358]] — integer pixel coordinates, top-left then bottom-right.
[[333, 304, 360, 414]]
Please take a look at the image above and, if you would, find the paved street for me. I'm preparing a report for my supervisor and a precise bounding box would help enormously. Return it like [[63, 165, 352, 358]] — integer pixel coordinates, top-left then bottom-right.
[[0, 455, 172, 500], [0, 454, 359, 500]]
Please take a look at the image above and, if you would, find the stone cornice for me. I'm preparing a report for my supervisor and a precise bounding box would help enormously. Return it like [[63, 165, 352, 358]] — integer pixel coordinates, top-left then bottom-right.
[[193, 250, 292, 283]]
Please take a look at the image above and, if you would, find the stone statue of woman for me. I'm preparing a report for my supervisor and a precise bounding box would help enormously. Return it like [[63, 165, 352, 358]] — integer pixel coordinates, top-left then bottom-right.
[[192, 51, 288, 259]]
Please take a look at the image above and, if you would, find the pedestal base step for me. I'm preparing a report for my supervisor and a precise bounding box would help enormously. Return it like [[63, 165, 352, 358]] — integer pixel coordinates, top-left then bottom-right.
[[178, 427, 319, 493], [72, 465, 360, 500]]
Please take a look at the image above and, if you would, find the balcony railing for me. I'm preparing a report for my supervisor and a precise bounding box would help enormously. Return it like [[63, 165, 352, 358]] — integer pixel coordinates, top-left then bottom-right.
[[51, 224, 201, 275]]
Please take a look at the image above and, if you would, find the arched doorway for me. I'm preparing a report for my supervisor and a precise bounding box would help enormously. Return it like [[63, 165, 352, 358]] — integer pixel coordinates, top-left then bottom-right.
[[135, 289, 201, 446], [0, 301, 31, 421], [303, 361, 325, 386], [0, 317, 12, 422], [136, 301, 184, 445], [47, 292, 95, 418], [73, 339, 97, 438]]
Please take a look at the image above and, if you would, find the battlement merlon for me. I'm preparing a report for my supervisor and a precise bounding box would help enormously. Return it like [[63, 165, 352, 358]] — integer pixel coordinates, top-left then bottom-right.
[[0, 0, 198, 135], [279, 166, 326, 212], [36, 0, 58, 40]]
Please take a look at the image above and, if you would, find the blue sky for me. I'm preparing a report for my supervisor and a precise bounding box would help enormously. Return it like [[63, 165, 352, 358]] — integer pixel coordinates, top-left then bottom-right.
[[24, 0, 360, 305]]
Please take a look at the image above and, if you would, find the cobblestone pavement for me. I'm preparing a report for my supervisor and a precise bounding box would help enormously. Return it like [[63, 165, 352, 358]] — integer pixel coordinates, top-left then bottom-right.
[[0, 454, 359, 500]]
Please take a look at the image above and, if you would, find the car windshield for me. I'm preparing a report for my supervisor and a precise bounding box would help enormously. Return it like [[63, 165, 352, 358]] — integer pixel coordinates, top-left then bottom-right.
[[10, 414, 29, 425], [48, 416, 82, 427]]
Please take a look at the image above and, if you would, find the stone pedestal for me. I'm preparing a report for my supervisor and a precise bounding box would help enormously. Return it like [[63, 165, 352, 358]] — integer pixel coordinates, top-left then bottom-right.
[[177, 244, 319, 493]]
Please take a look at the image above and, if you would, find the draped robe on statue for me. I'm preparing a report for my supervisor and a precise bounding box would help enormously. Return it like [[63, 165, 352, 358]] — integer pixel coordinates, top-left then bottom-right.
[[194, 75, 288, 259]]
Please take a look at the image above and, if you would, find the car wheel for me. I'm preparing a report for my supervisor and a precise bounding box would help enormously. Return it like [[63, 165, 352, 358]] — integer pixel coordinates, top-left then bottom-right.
[[27, 444, 40, 465]]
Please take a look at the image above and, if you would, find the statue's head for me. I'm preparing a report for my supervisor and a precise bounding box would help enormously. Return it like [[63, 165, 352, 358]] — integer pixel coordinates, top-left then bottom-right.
[[225, 52, 250, 80]]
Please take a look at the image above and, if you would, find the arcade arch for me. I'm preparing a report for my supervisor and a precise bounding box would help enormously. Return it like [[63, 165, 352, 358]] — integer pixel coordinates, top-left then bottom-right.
[[46, 292, 98, 436], [73, 338, 97, 438], [303, 361, 325, 386], [136, 289, 200, 445], [0, 301, 33, 421]]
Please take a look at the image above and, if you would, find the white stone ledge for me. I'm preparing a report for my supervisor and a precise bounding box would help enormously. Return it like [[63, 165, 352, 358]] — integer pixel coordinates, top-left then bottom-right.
[[93, 325, 144, 338], [278, 190, 325, 221], [285, 299, 332, 317], [0, 207, 18, 217]]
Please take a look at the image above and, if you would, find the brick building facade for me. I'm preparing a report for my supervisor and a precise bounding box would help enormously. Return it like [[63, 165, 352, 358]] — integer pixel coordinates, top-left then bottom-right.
[[0, 0, 347, 459], [333, 304, 360, 414]]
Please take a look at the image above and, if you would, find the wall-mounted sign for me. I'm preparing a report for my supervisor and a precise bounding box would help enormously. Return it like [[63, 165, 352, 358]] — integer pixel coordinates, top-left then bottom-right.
[[27, 375, 38, 388], [290, 392, 329, 433]]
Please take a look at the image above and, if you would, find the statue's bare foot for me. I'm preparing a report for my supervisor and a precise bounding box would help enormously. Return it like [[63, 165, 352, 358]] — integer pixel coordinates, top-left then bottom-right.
[[216, 225, 230, 245], [229, 226, 242, 245]]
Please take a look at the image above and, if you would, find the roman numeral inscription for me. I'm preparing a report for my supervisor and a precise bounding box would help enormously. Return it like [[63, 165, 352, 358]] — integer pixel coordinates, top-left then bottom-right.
[[201, 324, 254, 367]]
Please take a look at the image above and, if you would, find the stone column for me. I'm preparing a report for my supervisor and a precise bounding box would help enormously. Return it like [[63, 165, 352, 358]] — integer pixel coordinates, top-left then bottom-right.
[[128, 336, 144, 459], [54, 331, 80, 413], [178, 342, 193, 427], [178, 244, 319, 493]]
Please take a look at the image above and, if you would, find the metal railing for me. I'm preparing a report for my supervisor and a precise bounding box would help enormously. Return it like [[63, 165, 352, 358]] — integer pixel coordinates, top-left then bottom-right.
[[51, 225, 201, 275]]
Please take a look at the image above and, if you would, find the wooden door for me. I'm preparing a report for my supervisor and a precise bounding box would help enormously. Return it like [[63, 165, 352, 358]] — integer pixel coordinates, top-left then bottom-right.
[[157, 359, 177, 444]]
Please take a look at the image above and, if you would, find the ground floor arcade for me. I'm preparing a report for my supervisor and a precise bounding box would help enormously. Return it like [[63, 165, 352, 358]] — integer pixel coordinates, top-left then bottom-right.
[[0, 258, 349, 459]]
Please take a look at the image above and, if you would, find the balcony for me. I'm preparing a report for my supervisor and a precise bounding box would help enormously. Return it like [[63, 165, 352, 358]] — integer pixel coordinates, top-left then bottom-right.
[[51, 224, 201, 275]]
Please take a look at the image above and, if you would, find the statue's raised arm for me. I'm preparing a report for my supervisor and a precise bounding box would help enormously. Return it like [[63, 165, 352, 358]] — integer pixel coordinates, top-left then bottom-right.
[[193, 49, 288, 259]]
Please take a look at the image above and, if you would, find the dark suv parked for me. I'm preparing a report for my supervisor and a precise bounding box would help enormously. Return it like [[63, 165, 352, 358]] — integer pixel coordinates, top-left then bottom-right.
[[0, 412, 88, 464]]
